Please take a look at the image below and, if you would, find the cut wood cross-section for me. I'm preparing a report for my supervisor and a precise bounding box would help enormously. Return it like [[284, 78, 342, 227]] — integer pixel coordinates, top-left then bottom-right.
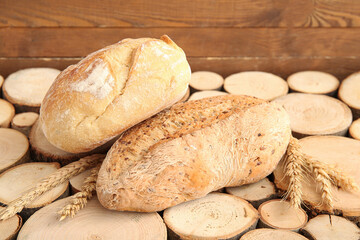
[[190, 71, 224, 92], [0, 128, 29, 174], [17, 197, 167, 240], [240, 229, 308, 240], [287, 71, 339, 96], [0, 75, 3, 98], [349, 118, 360, 140], [2, 68, 60, 113], [273, 93, 352, 138], [188, 90, 228, 101], [69, 168, 91, 193], [338, 72, 360, 119], [274, 136, 360, 226], [224, 71, 288, 101], [11, 112, 39, 137], [0, 162, 69, 220], [257, 199, 308, 232], [301, 215, 360, 240], [0, 99, 15, 128], [226, 178, 277, 208], [163, 193, 259, 240], [0, 207, 22, 240]]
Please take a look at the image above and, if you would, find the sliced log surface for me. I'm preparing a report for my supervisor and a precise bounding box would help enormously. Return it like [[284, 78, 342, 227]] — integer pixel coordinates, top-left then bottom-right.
[[226, 178, 277, 209], [240, 229, 308, 240], [11, 112, 38, 137], [224, 71, 288, 101], [0, 207, 22, 240], [273, 93, 352, 138], [0, 128, 29, 174], [274, 136, 360, 225], [2, 68, 60, 113], [69, 168, 91, 193], [190, 71, 224, 92], [163, 193, 259, 240], [0, 75, 3, 98], [0, 99, 15, 128], [301, 215, 360, 240], [257, 199, 308, 232], [29, 120, 112, 166], [349, 118, 360, 140], [338, 72, 360, 119], [287, 71, 339, 96], [0, 162, 69, 220], [188, 90, 228, 101], [18, 197, 167, 240]]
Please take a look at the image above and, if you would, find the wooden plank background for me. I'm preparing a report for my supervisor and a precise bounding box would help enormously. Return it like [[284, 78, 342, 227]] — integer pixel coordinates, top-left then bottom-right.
[[1, 0, 360, 79]]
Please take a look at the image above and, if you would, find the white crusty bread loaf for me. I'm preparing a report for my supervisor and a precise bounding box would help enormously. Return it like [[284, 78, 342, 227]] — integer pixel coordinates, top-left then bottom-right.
[[97, 95, 291, 212], [40, 35, 191, 153]]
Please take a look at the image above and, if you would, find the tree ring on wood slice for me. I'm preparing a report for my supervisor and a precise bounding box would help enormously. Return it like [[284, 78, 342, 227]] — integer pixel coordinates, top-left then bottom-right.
[[0, 128, 29, 174], [257, 199, 308, 232], [163, 193, 259, 240], [0, 207, 22, 240], [69, 168, 91, 193], [273, 93, 352, 138], [0, 162, 69, 220], [287, 71, 339, 96], [29, 120, 114, 166], [338, 72, 360, 119], [2, 68, 60, 113], [17, 197, 167, 240], [0, 99, 15, 128], [178, 87, 190, 102], [224, 71, 288, 101], [300, 214, 360, 240], [190, 71, 224, 92], [349, 118, 360, 140], [226, 178, 277, 209], [11, 112, 39, 137], [274, 136, 360, 226], [240, 229, 308, 240], [188, 90, 228, 101]]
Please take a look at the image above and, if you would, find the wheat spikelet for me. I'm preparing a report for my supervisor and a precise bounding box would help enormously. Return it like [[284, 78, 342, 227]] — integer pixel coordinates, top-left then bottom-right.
[[0, 154, 105, 220], [59, 164, 101, 221]]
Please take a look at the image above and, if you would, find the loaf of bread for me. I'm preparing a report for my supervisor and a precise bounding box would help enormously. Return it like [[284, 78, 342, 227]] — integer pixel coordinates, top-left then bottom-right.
[[40, 35, 191, 153], [96, 95, 291, 212]]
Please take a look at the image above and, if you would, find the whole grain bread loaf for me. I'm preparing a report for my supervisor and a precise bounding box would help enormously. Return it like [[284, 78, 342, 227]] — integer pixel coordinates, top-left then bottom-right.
[[40, 35, 191, 153], [97, 95, 291, 212]]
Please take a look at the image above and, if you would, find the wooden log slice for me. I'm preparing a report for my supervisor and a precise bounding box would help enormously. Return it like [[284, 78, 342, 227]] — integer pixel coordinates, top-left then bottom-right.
[[18, 197, 167, 240], [257, 199, 308, 232], [338, 72, 360, 119], [226, 178, 277, 209], [163, 193, 259, 240], [11, 112, 39, 137], [0, 99, 15, 128], [273, 93, 352, 138], [2, 68, 60, 113], [188, 90, 228, 101], [349, 118, 360, 140], [0, 162, 69, 220], [274, 136, 360, 226], [0, 128, 29, 174], [240, 229, 308, 240], [0, 207, 22, 240], [287, 71, 340, 96], [300, 215, 360, 240], [190, 71, 224, 92], [0, 75, 3, 98], [224, 71, 288, 101], [29, 120, 112, 166], [69, 168, 91, 193]]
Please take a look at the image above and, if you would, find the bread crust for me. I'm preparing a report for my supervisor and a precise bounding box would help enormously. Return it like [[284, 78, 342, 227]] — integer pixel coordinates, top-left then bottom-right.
[[97, 95, 291, 212], [40, 35, 190, 153]]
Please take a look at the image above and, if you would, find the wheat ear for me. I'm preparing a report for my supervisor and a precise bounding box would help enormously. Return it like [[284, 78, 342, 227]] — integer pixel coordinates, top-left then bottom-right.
[[0, 154, 105, 220], [59, 163, 101, 221]]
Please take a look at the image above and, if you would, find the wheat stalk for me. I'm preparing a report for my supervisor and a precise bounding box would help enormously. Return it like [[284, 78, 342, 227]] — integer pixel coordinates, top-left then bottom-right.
[[0, 154, 105, 220], [58, 164, 101, 221]]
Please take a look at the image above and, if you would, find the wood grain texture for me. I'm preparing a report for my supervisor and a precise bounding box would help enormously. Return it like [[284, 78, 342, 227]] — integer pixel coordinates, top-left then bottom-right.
[[1, 0, 360, 27], [1, 28, 360, 58], [1, 57, 360, 80]]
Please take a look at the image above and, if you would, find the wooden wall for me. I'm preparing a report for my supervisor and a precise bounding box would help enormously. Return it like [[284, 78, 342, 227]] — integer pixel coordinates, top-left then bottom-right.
[[1, 0, 360, 79]]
